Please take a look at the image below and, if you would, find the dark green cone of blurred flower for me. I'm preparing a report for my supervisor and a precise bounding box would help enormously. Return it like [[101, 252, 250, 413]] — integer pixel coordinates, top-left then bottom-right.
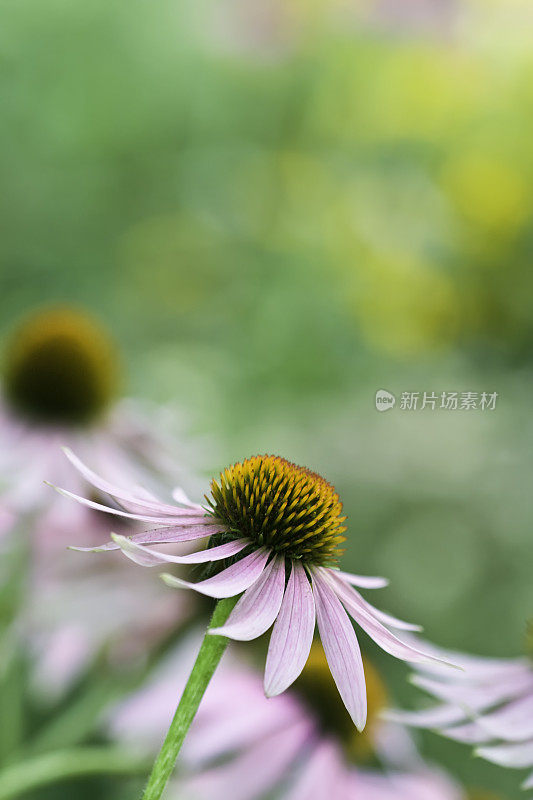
[[3, 308, 118, 425]]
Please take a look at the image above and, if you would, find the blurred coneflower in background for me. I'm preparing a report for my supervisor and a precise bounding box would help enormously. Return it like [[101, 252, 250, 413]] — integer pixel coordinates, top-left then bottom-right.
[[107, 633, 468, 800], [386, 636, 533, 794], [0, 307, 196, 695]]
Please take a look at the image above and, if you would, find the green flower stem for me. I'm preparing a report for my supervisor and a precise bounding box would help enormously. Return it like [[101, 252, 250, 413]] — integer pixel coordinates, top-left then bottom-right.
[[0, 521, 32, 765], [0, 747, 152, 800], [141, 596, 237, 800]]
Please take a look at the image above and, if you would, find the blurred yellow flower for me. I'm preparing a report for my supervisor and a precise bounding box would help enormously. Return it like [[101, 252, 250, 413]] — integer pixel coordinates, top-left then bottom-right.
[[347, 253, 460, 357], [442, 152, 530, 236]]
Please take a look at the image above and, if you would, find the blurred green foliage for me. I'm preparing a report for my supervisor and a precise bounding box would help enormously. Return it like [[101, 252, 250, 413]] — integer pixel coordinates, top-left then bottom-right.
[[1, 0, 532, 796]]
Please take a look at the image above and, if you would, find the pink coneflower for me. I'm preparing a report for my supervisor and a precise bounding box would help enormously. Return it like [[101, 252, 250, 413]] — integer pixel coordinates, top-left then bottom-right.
[[0, 308, 192, 691], [60, 451, 451, 732], [386, 639, 533, 792], [108, 636, 465, 800]]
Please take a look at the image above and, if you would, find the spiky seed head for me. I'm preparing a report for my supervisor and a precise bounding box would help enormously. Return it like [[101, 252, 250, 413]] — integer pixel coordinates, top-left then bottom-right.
[[207, 455, 347, 566]]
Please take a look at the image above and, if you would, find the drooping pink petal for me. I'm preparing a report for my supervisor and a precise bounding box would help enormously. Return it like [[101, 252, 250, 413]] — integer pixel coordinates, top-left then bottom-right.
[[476, 739, 533, 769], [161, 548, 270, 599], [440, 721, 493, 745], [184, 719, 313, 800], [48, 482, 214, 525], [62, 448, 203, 515], [411, 671, 532, 712], [109, 533, 249, 567], [284, 740, 343, 800], [384, 705, 469, 730], [403, 641, 530, 682], [476, 694, 533, 741], [347, 772, 399, 800], [341, 583, 422, 631], [184, 686, 304, 767], [339, 581, 423, 632], [330, 570, 422, 633], [366, 606, 422, 633], [264, 561, 315, 698], [311, 571, 367, 731], [325, 571, 453, 668], [334, 570, 389, 589], [70, 524, 224, 551], [171, 486, 198, 507], [208, 556, 286, 641], [382, 770, 464, 800]]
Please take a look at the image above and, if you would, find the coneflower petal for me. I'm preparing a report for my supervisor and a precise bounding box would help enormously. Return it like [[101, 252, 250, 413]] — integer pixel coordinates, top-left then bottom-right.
[[364, 605, 422, 633], [49, 483, 211, 525], [440, 721, 493, 745], [70, 524, 223, 551], [172, 486, 198, 507], [284, 740, 343, 800], [326, 572, 452, 667], [63, 448, 202, 515], [410, 671, 531, 710], [476, 739, 533, 769], [333, 579, 421, 632], [108, 534, 249, 567], [333, 570, 389, 590], [161, 548, 270, 599], [475, 694, 533, 741], [184, 719, 313, 800], [401, 642, 528, 681], [312, 570, 367, 732], [209, 556, 286, 641], [383, 704, 469, 730], [264, 561, 315, 698], [184, 685, 303, 767]]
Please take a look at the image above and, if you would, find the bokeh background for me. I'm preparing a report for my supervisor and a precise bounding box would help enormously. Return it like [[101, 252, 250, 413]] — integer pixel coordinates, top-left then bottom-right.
[[1, 0, 532, 797]]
